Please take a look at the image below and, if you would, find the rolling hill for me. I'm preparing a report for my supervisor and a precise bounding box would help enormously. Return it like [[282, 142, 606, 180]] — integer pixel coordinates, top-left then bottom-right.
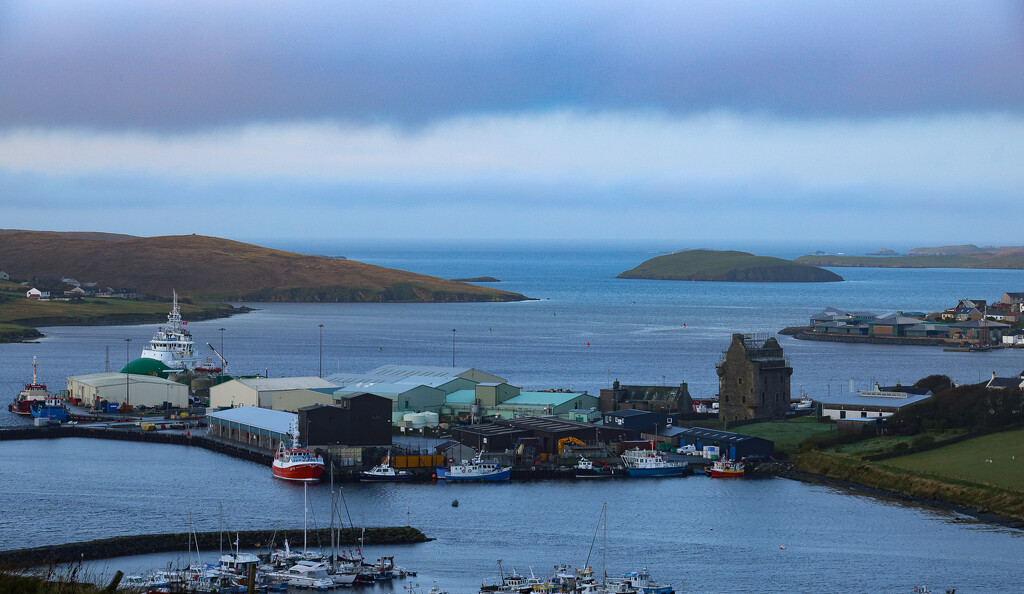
[[796, 245, 1024, 269], [0, 232, 527, 302], [617, 249, 844, 282]]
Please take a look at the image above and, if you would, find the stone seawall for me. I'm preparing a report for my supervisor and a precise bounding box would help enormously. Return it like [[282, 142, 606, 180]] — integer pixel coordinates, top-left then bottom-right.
[[0, 527, 430, 568], [0, 425, 274, 465]]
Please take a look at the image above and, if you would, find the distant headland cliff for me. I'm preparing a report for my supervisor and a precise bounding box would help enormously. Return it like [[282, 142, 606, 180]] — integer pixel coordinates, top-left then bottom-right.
[[617, 250, 844, 283]]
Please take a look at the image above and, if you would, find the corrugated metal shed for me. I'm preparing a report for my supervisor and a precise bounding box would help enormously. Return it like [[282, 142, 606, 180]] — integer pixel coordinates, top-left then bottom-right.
[[207, 406, 295, 435], [504, 392, 587, 406], [235, 377, 337, 391]]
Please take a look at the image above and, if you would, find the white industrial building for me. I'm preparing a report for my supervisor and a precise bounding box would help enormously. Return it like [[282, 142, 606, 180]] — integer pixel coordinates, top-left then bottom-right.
[[210, 376, 338, 409], [207, 406, 295, 451], [816, 384, 932, 420], [67, 372, 189, 408]]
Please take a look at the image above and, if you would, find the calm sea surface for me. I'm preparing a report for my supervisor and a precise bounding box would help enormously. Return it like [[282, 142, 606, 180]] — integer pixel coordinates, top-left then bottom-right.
[[2, 244, 1023, 591]]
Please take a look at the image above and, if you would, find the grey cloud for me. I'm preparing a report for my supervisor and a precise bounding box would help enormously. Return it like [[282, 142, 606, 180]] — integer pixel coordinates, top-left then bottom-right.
[[0, 0, 1022, 131]]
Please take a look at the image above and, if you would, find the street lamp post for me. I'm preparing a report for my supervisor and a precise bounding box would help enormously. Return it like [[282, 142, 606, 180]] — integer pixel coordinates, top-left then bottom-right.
[[219, 327, 225, 358], [451, 328, 456, 367], [318, 324, 324, 378], [124, 338, 132, 408]]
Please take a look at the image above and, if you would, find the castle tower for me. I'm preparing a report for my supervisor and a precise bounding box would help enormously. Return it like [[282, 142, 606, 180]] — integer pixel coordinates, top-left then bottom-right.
[[717, 333, 793, 422]]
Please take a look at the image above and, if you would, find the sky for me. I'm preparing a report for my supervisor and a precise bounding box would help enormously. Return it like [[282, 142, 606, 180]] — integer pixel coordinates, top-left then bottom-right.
[[1, 1, 1023, 249]]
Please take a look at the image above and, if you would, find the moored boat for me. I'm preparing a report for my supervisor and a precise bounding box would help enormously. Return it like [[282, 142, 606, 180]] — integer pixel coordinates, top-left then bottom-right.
[[10, 357, 54, 416], [360, 452, 414, 482], [272, 420, 324, 482], [575, 456, 617, 478], [436, 451, 511, 482], [139, 289, 200, 371], [30, 396, 68, 423], [708, 458, 745, 478], [620, 448, 687, 478]]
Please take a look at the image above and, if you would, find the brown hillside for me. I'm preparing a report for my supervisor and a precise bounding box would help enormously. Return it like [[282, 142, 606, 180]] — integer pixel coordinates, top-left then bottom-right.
[[0, 229, 136, 242], [0, 232, 526, 303]]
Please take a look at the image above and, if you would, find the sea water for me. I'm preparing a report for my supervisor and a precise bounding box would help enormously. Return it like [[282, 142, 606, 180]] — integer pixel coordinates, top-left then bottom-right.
[[2, 244, 1023, 590]]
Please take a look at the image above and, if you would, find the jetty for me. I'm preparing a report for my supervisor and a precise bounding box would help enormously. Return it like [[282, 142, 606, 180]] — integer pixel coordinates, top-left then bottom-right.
[[0, 527, 429, 568]]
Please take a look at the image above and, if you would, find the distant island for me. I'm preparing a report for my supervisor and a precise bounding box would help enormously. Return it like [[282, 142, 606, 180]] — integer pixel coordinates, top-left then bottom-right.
[[866, 248, 899, 256], [451, 276, 500, 283], [617, 250, 844, 283], [796, 244, 1024, 269], [0, 231, 528, 303]]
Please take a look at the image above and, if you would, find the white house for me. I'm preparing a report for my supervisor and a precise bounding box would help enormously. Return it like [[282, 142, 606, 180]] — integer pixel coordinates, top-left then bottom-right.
[[26, 287, 49, 300], [0, 271, 9, 281]]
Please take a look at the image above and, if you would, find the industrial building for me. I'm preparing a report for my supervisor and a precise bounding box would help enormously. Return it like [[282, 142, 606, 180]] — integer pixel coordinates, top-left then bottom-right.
[[325, 364, 505, 392], [334, 382, 446, 419], [816, 384, 933, 420], [445, 383, 597, 421], [206, 406, 295, 451], [209, 376, 338, 409], [451, 416, 633, 455], [271, 387, 336, 412], [602, 410, 675, 440], [717, 333, 793, 422], [668, 427, 774, 460], [298, 392, 392, 447], [599, 381, 693, 414], [67, 372, 189, 409]]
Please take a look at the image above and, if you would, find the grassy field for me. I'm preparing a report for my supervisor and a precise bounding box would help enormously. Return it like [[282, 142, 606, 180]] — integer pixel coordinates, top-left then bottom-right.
[[0, 297, 233, 326], [879, 428, 1024, 491], [737, 416, 837, 453]]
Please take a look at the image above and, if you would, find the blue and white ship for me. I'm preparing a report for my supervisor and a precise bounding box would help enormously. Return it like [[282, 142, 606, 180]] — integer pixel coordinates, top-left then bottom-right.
[[30, 396, 68, 423], [436, 451, 511, 482], [619, 448, 687, 477]]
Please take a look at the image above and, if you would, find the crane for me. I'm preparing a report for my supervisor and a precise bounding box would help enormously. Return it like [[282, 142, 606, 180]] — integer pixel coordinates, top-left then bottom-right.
[[206, 342, 228, 373]]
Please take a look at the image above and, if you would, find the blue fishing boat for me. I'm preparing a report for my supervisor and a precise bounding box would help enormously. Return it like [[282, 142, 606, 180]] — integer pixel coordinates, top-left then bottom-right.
[[436, 451, 511, 482], [30, 396, 68, 423]]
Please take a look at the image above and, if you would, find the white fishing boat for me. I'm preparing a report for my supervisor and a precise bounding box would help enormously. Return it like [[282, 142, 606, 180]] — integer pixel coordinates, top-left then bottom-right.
[[140, 290, 200, 370], [436, 451, 511, 482], [360, 452, 414, 482], [620, 448, 687, 478]]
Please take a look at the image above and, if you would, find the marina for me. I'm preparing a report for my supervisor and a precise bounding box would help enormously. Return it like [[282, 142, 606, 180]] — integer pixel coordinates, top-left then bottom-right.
[[2, 246, 1024, 591]]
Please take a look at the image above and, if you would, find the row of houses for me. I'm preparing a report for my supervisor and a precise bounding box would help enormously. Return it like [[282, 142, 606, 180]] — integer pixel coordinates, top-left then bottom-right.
[[26, 286, 142, 300]]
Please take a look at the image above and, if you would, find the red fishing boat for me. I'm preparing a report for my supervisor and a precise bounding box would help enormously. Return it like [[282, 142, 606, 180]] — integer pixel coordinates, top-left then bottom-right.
[[9, 357, 55, 416], [272, 420, 324, 482], [709, 459, 745, 478]]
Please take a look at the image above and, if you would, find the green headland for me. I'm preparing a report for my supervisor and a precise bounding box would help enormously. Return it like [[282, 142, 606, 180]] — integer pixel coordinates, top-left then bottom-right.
[[618, 249, 844, 282]]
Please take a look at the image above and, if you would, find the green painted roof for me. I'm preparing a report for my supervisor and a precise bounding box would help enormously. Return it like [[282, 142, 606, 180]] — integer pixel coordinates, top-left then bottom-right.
[[445, 389, 477, 405], [504, 392, 588, 406], [119, 357, 172, 377]]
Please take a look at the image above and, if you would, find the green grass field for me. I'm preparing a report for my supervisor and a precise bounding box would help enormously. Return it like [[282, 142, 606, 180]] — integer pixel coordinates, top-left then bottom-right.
[[738, 417, 837, 453], [879, 428, 1024, 491], [0, 297, 231, 325]]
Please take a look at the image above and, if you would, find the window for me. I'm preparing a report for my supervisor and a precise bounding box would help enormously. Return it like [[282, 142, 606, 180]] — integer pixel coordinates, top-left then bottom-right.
[[840, 410, 846, 419], [861, 411, 867, 418]]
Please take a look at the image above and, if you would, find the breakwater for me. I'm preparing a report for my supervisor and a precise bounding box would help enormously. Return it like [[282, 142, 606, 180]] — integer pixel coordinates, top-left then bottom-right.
[[0, 527, 429, 568], [0, 425, 273, 465]]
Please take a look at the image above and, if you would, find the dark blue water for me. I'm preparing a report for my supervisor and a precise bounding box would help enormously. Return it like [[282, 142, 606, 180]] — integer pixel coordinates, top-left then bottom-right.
[[2, 245, 1024, 590], [4, 245, 1022, 421], [2, 438, 1022, 593]]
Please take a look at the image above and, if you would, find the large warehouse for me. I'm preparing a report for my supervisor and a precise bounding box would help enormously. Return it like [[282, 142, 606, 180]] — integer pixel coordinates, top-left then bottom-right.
[[67, 372, 189, 409], [209, 376, 338, 409], [206, 406, 295, 452]]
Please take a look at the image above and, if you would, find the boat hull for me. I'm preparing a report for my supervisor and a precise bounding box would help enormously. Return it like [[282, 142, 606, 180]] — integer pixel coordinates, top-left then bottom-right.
[[709, 469, 744, 478], [622, 466, 687, 478], [30, 405, 68, 422], [435, 466, 511, 482], [359, 472, 414, 482], [272, 462, 324, 482]]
